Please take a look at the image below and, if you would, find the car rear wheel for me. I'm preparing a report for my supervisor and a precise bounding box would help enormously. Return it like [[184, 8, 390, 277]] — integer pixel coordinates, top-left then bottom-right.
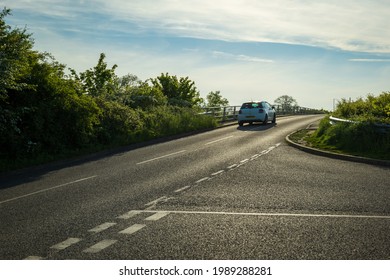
[[263, 114, 268, 125]]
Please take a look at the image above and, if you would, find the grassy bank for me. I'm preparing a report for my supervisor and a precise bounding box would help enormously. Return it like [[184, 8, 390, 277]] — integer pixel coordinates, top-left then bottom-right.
[[292, 115, 390, 160]]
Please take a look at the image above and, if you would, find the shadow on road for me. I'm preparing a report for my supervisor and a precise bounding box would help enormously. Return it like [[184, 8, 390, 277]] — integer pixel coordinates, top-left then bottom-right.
[[236, 122, 277, 132]]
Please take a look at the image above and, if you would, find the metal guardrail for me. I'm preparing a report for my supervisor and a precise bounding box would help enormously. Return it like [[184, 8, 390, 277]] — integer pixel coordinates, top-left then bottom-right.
[[201, 105, 324, 122], [329, 116, 390, 132]]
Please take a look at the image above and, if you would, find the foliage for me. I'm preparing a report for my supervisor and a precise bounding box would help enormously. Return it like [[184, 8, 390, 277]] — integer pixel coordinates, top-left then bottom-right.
[[70, 53, 118, 97], [0, 8, 36, 96], [334, 92, 390, 124], [310, 106, 390, 160], [274, 95, 298, 112], [0, 9, 223, 172], [204, 91, 229, 107], [150, 73, 203, 107]]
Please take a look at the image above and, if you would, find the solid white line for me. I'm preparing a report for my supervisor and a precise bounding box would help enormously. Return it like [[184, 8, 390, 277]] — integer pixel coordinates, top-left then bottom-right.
[[145, 212, 169, 221], [83, 239, 117, 253], [135, 210, 390, 220], [0, 175, 98, 205], [174, 186, 191, 193], [88, 222, 116, 233], [119, 224, 146, 235], [117, 210, 141, 220], [50, 238, 82, 250], [136, 150, 186, 165], [205, 136, 234, 145]]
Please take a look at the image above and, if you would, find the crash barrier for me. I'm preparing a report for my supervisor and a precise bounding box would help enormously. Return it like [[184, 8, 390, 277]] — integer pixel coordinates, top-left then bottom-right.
[[201, 105, 324, 122], [329, 116, 390, 133]]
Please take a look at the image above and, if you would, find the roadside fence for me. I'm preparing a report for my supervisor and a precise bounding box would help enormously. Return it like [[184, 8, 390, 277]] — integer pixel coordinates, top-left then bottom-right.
[[200, 105, 325, 122]]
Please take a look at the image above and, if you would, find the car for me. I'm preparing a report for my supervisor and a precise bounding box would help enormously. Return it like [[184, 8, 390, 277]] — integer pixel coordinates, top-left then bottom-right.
[[238, 101, 276, 126]]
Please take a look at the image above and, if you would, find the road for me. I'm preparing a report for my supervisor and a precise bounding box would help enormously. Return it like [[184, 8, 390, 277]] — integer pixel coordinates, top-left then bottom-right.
[[0, 115, 389, 260]]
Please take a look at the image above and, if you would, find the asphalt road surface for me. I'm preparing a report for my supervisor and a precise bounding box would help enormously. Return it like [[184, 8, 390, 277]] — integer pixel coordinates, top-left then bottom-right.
[[1, 115, 389, 260]]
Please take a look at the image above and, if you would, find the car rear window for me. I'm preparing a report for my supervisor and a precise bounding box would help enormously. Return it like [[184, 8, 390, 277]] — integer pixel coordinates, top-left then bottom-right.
[[241, 102, 263, 109]]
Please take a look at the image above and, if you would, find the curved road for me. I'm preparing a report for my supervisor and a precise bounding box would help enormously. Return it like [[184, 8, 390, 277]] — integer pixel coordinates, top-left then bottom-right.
[[1, 115, 389, 259]]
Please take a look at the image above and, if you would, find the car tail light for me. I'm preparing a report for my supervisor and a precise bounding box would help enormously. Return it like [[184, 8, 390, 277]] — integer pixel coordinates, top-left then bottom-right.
[[259, 109, 264, 113]]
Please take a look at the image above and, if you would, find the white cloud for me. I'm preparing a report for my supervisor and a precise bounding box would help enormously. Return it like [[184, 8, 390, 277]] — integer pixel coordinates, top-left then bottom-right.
[[5, 0, 390, 53], [3, 0, 390, 110], [212, 51, 274, 63], [97, 0, 390, 53], [349, 59, 390, 63]]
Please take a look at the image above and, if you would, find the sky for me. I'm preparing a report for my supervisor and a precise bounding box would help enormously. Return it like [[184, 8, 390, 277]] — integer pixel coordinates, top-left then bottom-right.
[[3, 0, 390, 110]]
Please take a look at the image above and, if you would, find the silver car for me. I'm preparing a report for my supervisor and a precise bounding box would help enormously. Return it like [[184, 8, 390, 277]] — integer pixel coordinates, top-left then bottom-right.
[[238, 101, 276, 126]]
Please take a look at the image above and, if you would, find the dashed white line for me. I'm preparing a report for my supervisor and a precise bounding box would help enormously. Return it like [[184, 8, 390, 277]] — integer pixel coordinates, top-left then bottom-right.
[[145, 212, 169, 221], [83, 239, 117, 253], [211, 170, 225, 176], [117, 210, 141, 220], [145, 196, 168, 207], [195, 177, 210, 184], [205, 136, 234, 145], [0, 176, 97, 205], [88, 222, 116, 233], [119, 224, 146, 235], [136, 150, 186, 165], [227, 164, 238, 169], [174, 186, 191, 193], [50, 238, 82, 250], [240, 159, 249, 163]]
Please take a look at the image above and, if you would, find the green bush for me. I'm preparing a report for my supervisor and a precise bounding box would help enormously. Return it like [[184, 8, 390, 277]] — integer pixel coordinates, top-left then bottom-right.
[[137, 106, 218, 140], [334, 92, 390, 124], [311, 116, 390, 159]]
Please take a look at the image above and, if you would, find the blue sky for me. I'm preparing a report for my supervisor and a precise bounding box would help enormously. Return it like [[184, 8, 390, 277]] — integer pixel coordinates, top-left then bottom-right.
[[3, 0, 390, 110]]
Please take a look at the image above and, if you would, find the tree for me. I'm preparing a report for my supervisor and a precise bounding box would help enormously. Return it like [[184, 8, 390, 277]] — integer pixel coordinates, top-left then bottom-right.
[[205, 91, 229, 107], [150, 73, 203, 107], [70, 53, 118, 97], [0, 8, 36, 96], [274, 95, 298, 113]]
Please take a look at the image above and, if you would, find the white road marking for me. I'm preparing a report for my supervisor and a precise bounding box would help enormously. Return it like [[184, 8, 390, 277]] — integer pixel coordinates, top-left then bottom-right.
[[0, 176, 97, 205], [145, 212, 169, 221], [119, 224, 146, 235], [195, 177, 210, 184], [136, 210, 390, 220], [174, 186, 191, 193], [211, 170, 225, 176], [50, 238, 82, 250], [83, 239, 117, 253], [205, 136, 234, 145], [88, 222, 116, 233], [227, 164, 238, 169], [240, 159, 249, 163], [117, 210, 141, 220], [145, 196, 168, 207], [136, 150, 186, 165], [24, 256, 44, 260]]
